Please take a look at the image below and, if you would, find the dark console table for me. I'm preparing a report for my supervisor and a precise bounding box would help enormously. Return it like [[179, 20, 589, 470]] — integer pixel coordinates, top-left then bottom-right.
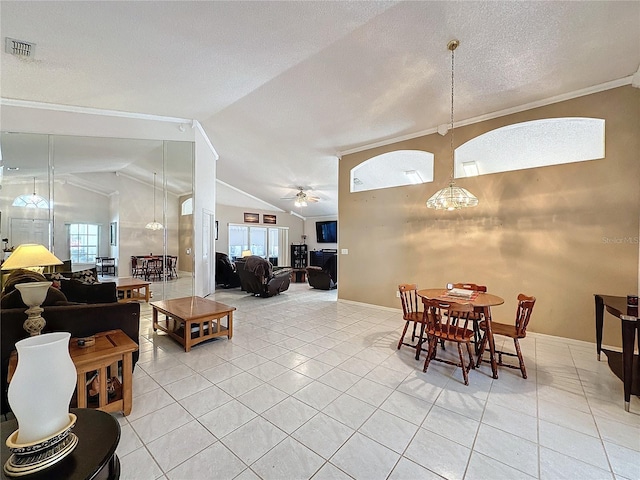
[[594, 294, 639, 412], [1, 408, 120, 479]]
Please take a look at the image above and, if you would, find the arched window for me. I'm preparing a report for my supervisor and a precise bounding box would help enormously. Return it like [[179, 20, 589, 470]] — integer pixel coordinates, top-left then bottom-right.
[[454, 118, 605, 178], [181, 197, 193, 215], [350, 150, 434, 193]]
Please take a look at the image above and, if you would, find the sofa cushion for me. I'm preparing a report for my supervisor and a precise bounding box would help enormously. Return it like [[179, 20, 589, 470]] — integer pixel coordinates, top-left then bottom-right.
[[60, 279, 117, 304], [0, 287, 68, 309]]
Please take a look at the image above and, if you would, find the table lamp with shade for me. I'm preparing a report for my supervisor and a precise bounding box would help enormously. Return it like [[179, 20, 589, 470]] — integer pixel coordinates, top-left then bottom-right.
[[241, 250, 253, 258], [2, 244, 63, 336]]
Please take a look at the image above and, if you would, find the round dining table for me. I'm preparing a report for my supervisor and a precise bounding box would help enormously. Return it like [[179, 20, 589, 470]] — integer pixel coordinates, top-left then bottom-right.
[[417, 288, 505, 379]]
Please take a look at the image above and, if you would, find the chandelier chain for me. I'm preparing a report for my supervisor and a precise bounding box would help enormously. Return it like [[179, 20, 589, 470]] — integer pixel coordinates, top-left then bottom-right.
[[449, 41, 455, 182]]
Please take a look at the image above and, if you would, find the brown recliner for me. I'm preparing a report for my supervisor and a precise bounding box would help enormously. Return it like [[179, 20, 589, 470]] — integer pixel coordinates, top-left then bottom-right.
[[235, 256, 291, 297], [306, 254, 337, 290]]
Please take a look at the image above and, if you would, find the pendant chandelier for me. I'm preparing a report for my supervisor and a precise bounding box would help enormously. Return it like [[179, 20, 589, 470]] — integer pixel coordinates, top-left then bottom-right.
[[426, 40, 478, 211], [145, 172, 164, 231], [12, 177, 49, 209]]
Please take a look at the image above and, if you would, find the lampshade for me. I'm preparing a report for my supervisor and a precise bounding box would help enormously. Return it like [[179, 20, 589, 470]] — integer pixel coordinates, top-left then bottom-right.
[[241, 250, 253, 258], [2, 244, 63, 270], [426, 182, 479, 211], [145, 221, 164, 231]]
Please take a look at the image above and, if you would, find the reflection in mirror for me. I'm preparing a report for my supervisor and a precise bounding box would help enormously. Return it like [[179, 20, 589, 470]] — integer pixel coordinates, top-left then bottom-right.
[[0, 132, 194, 300], [0, 133, 52, 256]]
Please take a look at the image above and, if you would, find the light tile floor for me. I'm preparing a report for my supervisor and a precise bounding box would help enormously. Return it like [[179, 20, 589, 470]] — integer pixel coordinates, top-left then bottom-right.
[[114, 281, 640, 480]]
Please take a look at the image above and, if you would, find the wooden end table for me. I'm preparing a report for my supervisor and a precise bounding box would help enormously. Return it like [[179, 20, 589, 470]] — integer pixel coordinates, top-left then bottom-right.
[[1, 408, 120, 480], [151, 296, 236, 352], [9, 329, 138, 416], [115, 277, 151, 303]]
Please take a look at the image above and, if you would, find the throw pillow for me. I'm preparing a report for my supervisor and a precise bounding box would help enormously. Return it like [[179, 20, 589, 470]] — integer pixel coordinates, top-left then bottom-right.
[[49, 272, 65, 289], [71, 269, 98, 285]]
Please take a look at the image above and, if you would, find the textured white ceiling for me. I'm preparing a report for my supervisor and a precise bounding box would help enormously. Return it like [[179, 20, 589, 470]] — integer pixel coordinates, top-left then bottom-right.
[[1, 1, 639, 216]]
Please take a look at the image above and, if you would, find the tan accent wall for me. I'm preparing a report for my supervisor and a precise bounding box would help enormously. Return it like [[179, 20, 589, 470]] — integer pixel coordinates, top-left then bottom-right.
[[339, 86, 639, 347]]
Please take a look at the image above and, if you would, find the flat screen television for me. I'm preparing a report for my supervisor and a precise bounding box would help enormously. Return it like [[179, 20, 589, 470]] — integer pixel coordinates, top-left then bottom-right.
[[315, 220, 337, 243]]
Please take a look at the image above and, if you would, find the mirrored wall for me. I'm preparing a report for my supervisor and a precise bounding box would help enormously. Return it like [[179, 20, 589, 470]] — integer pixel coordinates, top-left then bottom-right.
[[0, 132, 194, 300]]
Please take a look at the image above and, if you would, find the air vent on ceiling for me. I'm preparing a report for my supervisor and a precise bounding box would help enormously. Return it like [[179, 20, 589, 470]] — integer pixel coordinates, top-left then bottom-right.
[[5, 38, 35, 57]]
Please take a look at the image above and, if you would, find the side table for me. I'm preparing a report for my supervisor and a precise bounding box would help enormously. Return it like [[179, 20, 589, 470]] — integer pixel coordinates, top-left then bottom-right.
[[1, 408, 120, 480], [8, 329, 138, 416]]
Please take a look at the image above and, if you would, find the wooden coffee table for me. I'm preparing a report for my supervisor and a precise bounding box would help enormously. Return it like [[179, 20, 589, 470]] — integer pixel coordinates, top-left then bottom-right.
[[151, 296, 236, 352], [115, 277, 151, 303]]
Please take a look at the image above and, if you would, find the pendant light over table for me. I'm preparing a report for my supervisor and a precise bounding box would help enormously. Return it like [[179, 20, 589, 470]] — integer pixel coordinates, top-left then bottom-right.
[[145, 172, 164, 231], [426, 40, 479, 211]]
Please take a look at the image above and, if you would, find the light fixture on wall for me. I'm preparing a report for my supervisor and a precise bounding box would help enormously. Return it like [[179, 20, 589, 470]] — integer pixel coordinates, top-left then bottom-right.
[[145, 172, 164, 231], [12, 177, 49, 209], [426, 40, 479, 211]]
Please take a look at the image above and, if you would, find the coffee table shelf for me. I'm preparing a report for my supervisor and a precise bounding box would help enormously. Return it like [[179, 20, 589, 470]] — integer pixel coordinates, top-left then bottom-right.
[[151, 296, 235, 352]]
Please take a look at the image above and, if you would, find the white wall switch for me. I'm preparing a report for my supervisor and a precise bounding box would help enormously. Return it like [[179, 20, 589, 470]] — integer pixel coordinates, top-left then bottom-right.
[[341, 249, 348, 255]]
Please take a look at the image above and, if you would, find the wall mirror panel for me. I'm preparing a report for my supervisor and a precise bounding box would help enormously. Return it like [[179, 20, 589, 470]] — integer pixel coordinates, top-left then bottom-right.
[[0, 132, 194, 300]]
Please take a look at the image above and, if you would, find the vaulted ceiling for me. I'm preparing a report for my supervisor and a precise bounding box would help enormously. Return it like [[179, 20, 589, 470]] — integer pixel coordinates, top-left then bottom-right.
[[1, 1, 639, 217]]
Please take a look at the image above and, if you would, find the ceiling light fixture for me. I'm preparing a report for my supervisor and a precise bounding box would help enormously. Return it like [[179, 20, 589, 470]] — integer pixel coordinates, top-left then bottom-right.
[[145, 172, 164, 230], [12, 177, 49, 209], [427, 40, 478, 211], [294, 189, 308, 208]]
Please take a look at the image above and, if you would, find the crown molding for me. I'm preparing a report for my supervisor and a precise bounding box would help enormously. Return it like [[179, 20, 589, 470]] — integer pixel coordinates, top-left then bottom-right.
[[339, 76, 634, 157]]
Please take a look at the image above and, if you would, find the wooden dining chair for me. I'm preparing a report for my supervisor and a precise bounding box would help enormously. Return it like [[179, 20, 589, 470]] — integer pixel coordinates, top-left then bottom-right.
[[421, 297, 476, 385], [476, 293, 536, 379], [450, 282, 487, 352], [397, 284, 427, 360]]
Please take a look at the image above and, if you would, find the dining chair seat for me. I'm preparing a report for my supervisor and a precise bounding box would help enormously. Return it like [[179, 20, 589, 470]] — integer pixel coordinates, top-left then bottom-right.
[[428, 324, 474, 342], [478, 320, 525, 339]]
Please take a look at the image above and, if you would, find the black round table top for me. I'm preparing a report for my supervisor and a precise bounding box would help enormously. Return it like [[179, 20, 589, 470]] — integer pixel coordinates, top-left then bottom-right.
[[1, 408, 120, 480]]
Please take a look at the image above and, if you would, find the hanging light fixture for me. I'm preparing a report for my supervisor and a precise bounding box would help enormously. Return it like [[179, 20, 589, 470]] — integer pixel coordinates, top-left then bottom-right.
[[427, 40, 478, 211], [294, 190, 308, 208], [12, 177, 49, 209], [145, 172, 164, 230]]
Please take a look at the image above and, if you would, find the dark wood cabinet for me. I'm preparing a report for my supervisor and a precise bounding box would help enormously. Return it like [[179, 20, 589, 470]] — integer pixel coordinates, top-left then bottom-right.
[[291, 244, 308, 269]]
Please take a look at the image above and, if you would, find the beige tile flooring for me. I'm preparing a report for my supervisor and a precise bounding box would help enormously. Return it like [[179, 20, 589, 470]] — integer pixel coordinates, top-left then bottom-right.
[[114, 281, 640, 480]]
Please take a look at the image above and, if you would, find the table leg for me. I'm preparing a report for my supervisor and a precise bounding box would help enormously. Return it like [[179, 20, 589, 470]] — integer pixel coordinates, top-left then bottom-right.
[[145, 285, 150, 303], [227, 312, 233, 339], [152, 307, 158, 331], [483, 306, 499, 379], [621, 319, 637, 412], [122, 353, 133, 415], [595, 295, 604, 361]]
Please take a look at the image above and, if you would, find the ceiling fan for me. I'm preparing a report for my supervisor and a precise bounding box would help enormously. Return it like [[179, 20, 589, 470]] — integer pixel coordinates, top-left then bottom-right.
[[281, 187, 319, 207]]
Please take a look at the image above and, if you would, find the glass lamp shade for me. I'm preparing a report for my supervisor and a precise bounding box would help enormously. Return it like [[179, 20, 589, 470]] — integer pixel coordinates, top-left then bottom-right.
[[8, 332, 77, 444], [294, 198, 307, 208], [15, 282, 51, 307], [426, 182, 479, 211], [145, 220, 164, 231], [241, 250, 253, 258]]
